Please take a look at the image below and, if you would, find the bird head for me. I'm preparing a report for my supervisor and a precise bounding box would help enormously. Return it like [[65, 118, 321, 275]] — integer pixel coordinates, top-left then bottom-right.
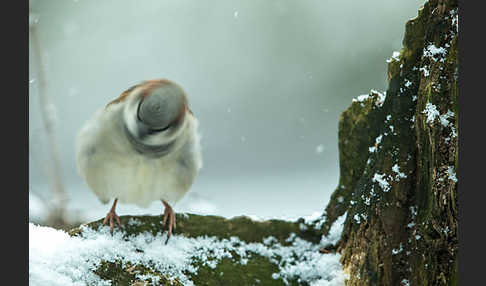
[[111, 79, 190, 156]]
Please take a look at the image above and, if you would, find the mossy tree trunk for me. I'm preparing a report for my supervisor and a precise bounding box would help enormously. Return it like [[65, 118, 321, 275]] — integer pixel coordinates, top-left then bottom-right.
[[322, 0, 458, 285]]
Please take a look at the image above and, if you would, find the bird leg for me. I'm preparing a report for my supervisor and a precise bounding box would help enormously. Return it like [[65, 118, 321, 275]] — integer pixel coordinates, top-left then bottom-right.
[[162, 200, 176, 244], [103, 198, 121, 234]]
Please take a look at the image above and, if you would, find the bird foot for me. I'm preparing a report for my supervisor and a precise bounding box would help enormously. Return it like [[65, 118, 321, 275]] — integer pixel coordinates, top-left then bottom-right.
[[103, 210, 121, 234], [162, 200, 177, 244]]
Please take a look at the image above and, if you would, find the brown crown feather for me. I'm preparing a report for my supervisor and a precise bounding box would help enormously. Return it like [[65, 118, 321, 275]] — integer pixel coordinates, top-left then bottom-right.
[[106, 79, 194, 116]]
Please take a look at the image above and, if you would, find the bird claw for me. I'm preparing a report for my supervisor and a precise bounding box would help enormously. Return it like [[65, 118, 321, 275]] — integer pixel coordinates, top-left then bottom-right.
[[103, 210, 121, 234], [162, 200, 176, 244]]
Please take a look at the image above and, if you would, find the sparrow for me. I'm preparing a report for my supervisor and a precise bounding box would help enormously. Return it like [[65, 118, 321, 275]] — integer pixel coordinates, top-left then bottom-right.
[[75, 79, 202, 243]]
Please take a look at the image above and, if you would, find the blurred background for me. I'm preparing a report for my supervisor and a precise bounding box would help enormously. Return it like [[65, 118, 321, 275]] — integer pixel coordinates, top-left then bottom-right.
[[29, 0, 424, 229]]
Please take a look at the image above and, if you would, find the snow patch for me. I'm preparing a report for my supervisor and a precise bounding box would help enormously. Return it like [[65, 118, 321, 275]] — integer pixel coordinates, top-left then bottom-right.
[[371, 90, 386, 107], [447, 166, 458, 183], [353, 90, 386, 108], [423, 44, 447, 62], [127, 217, 142, 226], [451, 126, 457, 138], [439, 110, 455, 127], [419, 66, 430, 77], [353, 214, 361, 224], [352, 94, 370, 107], [392, 243, 403, 255], [422, 103, 440, 124], [386, 51, 400, 63], [319, 212, 347, 248], [372, 173, 391, 192], [352, 94, 370, 103], [409, 206, 418, 218], [392, 164, 407, 181], [369, 134, 383, 153], [30, 216, 349, 286]]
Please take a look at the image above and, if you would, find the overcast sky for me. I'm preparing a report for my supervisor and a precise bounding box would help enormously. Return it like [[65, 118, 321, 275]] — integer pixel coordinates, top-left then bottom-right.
[[29, 0, 424, 221]]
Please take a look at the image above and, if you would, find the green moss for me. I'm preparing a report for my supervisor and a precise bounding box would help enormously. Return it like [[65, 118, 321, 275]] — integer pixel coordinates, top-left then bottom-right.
[[402, 13, 425, 62], [387, 55, 402, 81], [71, 213, 322, 246], [70, 214, 324, 286], [93, 260, 182, 286], [322, 91, 389, 235], [190, 255, 296, 286], [447, 259, 458, 286]]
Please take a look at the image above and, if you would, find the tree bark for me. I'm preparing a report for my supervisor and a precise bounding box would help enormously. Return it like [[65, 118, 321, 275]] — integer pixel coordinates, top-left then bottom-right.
[[323, 0, 458, 284]]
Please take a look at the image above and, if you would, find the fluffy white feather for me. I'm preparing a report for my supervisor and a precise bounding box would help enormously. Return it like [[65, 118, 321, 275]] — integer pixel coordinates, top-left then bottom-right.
[[75, 84, 202, 208]]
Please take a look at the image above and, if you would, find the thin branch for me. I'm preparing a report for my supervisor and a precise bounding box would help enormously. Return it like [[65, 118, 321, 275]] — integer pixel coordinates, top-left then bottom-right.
[[29, 2, 69, 227]]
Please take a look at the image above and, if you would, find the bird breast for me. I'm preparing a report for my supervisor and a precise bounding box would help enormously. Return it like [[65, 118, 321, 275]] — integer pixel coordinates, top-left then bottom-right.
[[75, 101, 202, 208]]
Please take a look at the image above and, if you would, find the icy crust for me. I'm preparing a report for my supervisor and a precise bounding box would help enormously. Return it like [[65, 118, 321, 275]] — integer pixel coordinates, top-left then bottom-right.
[[30, 215, 349, 286]]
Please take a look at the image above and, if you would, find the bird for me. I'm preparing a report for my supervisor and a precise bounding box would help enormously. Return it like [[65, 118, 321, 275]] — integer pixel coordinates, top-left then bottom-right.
[[75, 79, 202, 243]]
